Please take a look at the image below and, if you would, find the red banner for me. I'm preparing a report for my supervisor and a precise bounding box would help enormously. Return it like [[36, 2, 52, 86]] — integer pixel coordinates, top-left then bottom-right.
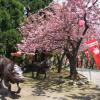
[[85, 39, 100, 70]]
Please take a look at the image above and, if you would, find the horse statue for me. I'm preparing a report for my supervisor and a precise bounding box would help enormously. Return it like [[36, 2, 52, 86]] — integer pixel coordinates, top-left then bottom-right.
[[0, 55, 25, 93], [22, 58, 51, 79]]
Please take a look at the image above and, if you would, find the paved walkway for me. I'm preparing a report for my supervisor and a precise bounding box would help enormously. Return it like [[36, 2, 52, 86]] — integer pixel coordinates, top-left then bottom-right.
[[77, 68, 100, 87]]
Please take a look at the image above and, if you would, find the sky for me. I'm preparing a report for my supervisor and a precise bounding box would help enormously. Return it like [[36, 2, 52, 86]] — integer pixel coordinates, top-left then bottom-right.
[[53, 0, 66, 4]]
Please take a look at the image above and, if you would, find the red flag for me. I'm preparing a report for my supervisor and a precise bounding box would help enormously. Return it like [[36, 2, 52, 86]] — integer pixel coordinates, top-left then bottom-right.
[[85, 39, 100, 70]]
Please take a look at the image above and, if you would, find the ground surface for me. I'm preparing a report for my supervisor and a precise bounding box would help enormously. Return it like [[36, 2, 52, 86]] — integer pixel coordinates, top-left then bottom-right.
[[0, 69, 100, 100], [77, 68, 100, 87]]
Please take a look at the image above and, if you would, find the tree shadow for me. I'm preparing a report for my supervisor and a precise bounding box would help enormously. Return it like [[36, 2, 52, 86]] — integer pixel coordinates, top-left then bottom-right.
[[22, 70, 100, 100], [31, 75, 69, 100], [64, 86, 100, 100], [66, 92, 100, 100], [30, 74, 100, 100]]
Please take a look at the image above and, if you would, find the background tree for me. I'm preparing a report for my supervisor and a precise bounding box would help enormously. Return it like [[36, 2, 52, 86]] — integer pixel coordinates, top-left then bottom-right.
[[0, 0, 24, 57], [0, 0, 53, 57], [18, 0, 100, 79], [18, 0, 53, 13]]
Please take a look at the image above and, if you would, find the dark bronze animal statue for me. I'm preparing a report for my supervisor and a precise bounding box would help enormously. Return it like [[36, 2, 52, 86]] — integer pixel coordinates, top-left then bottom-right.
[[0, 55, 24, 93], [22, 59, 51, 79]]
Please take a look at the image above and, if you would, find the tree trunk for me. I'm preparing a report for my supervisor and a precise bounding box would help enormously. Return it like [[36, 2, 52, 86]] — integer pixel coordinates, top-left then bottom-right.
[[69, 57, 79, 80], [58, 62, 63, 73], [56, 52, 66, 73]]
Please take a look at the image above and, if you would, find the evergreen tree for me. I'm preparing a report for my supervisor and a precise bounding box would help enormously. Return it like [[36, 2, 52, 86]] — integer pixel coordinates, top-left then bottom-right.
[[0, 0, 23, 57], [18, 0, 53, 13]]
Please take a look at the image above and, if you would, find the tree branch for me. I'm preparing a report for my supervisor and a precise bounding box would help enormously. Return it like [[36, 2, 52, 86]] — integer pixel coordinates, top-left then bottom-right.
[[88, 0, 98, 9]]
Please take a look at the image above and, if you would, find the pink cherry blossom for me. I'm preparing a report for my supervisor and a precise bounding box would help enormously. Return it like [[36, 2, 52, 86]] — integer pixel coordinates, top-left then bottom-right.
[[17, 0, 100, 54]]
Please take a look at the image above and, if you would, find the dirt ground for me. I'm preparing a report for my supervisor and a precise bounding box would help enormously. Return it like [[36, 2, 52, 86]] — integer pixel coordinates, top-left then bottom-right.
[[1, 70, 100, 100]]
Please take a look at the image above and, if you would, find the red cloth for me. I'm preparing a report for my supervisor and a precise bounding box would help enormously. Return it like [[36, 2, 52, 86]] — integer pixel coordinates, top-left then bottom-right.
[[85, 39, 100, 70]]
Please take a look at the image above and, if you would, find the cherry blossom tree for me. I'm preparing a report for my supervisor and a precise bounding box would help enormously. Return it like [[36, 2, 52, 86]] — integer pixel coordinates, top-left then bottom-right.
[[18, 0, 100, 79]]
